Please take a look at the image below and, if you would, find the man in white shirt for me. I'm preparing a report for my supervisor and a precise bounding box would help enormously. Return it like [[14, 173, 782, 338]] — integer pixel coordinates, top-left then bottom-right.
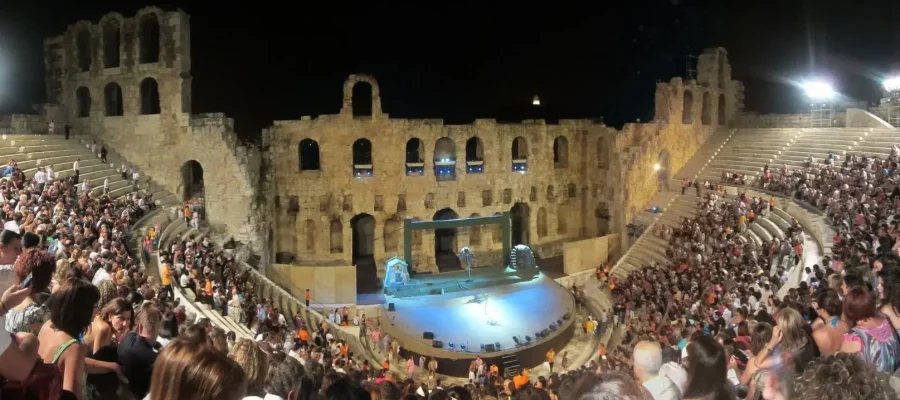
[[633, 341, 681, 400], [34, 168, 46, 193], [72, 158, 80, 175]]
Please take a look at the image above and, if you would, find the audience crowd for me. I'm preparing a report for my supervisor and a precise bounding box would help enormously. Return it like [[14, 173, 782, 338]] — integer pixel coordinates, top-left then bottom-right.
[[4, 138, 900, 400]]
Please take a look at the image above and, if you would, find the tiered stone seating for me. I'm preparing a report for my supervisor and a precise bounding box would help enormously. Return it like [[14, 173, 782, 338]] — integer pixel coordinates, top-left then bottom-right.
[[0, 134, 179, 207]]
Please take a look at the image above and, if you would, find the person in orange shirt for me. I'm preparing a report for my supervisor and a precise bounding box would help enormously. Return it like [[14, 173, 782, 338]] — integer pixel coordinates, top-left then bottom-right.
[[305, 288, 311, 307], [160, 263, 173, 299], [490, 364, 499, 377], [546, 348, 556, 373], [340, 342, 349, 357], [298, 328, 309, 343], [382, 360, 390, 370]]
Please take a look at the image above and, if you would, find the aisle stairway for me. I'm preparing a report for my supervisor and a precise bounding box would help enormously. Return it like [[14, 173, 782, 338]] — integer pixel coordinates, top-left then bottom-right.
[[0, 134, 179, 207]]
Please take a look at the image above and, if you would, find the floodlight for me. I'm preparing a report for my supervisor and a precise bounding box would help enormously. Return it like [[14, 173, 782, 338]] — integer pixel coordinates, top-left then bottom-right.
[[803, 82, 835, 100], [653, 163, 661, 171], [532, 95, 541, 106], [884, 77, 900, 92]]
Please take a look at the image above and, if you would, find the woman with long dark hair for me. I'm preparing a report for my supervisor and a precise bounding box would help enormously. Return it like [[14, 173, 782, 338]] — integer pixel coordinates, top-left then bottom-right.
[[682, 335, 734, 400], [839, 287, 900, 373]]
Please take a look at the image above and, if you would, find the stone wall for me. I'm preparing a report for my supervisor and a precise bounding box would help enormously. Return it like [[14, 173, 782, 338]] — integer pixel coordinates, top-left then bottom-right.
[[735, 111, 848, 128], [44, 7, 263, 248]]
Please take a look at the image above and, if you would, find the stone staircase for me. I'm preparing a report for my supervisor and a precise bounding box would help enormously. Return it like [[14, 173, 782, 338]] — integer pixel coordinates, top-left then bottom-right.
[[0, 134, 179, 208]]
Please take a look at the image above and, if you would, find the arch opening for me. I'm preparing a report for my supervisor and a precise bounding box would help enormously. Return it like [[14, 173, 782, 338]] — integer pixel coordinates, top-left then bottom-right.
[[701, 91, 712, 125], [181, 160, 204, 203], [433, 137, 456, 181], [102, 21, 120, 68], [104, 83, 123, 116], [682, 90, 694, 124], [76, 87, 91, 118], [350, 213, 376, 289], [596, 203, 611, 236], [275, 215, 297, 264], [139, 14, 160, 64], [510, 203, 530, 246], [433, 208, 461, 271], [299, 139, 321, 171], [465, 136, 484, 173], [718, 94, 727, 126], [76, 30, 91, 72], [352, 138, 373, 177], [405, 138, 424, 176], [512, 136, 528, 172], [553, 136, 569, 168], [330, 220, 343, 254], [304, 219, 316, 254], [558, 207, 568, 235], [352, 82, 373, 117], [140, 78, 160, 115]]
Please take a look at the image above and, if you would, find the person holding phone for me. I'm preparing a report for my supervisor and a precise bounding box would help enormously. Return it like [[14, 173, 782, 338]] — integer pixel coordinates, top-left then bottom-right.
[[5, 249, 55, 334]]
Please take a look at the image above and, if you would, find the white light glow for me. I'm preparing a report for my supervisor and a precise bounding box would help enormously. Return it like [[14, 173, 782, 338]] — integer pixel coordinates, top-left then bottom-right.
[[803, 81, 835, 99], [653, 163, 661, 171], [884, 77, 900, 92], [532, 95, 541, 106]]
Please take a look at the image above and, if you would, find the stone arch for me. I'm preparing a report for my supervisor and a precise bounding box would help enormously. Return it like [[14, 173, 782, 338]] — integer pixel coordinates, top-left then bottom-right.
[[383, 215, 401, 253], [512, 136, 529, 160], [557, 206, 568, 235], [405, 138, 424, 163], [74, 28, 91, 72], [352, 82, 373, 117], [275, 216, 297, 264], [433, 208, 461, 271], [701, 91, 712, 125], [597, 137, 609, 169], [553, 136, 569, 168], [433, 137, 456, 180], [491, 212, 502, 245], [181, 160, 204, 202], [511, 203, 530, 245], [596, 203, 611, 236], [329, 219, 344, 254], [466, 137, 484, 161], [140, 78, 160, 115], [352, 138, 373, 165], [342, 74, 382, 117], [350, 214, 375, 263], [138, 12, 161, 64], [104, 82, 123, 116], [546, 185, 554, 201], [537, 207, 548, 238], [682, 89, 694, 124], [468, 213, 482, 248], [101, 15, 122, 68], [304, 219, 316, 254], [718, 94, 726, 125], [299, 139, 321, 171], [75, 87, 91, 118]]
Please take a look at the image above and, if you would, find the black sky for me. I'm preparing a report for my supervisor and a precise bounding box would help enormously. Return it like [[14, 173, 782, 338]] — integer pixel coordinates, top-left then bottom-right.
[[1, 0, 899, 139]]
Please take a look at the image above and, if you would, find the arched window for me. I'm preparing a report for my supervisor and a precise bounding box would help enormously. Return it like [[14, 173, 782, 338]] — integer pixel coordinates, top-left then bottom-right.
[[352, 139, 373, 176], [701, 91, 712, 125], [567, 184, 577, 198], [597, 138, 609, 169], [102, 21, 120, 68], [104, 83, 123, 116], [537, 207, 548, 238], [139, 14, 160, 63], [718, 94, 726, 125], [558, 208, 568, 235], [304, 219, 316, 254], [352, 82, 373, 117], [546, 185, 554, 201], [512, 136, 528, 172], [76, 30, 91, 72], [465, 137, 484, 174], [553, 136, 569, 168], [682, 90, 694, 124], [330, 220, 343, 254], [299, 139, 320, 171], [433, 137, 456, 181], [140, 78, 160, 115], [405, 138, 424, 176], [75, 87, 91, 118]]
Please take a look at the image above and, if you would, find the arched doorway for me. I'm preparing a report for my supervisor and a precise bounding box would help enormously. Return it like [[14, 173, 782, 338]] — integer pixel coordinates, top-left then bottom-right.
[[352, 82, 373, 117], [718, 94, 726, 125], [596, 203, 611, 236], [181, 160, 204, 201], [510, 203, 530, 246], [433, 208, 461, 271], [433, 137, 456, 181], [657, 150, 670, 187], [682, 90, 693, 124], [351, 214, 377, 293], [701, 92, 712, 125]]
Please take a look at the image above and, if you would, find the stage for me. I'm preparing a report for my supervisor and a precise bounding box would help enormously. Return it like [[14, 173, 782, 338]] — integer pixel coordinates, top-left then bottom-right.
[[378, 268, 575, 376]]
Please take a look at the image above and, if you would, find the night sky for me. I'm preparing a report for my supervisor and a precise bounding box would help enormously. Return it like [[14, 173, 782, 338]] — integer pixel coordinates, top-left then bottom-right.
[[1, 0, 898, 140]]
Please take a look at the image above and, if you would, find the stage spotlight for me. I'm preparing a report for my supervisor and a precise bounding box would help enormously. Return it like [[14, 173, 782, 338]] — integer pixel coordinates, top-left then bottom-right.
[[449, 341, 454, 350], [460, 343, 467, 351], [513, 336, 521, 346], [885, 77, 900, 92], [803, 81, 835, 99], [495, 342, 501, 350]]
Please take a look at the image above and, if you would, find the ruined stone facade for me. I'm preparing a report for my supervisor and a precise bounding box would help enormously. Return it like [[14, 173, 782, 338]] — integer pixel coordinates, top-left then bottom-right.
[[43, 7, 263, 248], [36, 7, 743, 281], [263, 48, 741, 277]]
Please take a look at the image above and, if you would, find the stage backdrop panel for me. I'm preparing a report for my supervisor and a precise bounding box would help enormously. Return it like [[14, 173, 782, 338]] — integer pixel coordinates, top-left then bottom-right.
[[562, 234, 618, 275], [268, 264, 357, 305]]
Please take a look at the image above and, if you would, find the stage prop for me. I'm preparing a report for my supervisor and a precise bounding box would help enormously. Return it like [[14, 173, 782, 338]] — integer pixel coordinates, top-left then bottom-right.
[[403, 212, 512, 268], [383, 256, 410, 288], [510, 244, 538, 279], [458, 247, 475, 281]]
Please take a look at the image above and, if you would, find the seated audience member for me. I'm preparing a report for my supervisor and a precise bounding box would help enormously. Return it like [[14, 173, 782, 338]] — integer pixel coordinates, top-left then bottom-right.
[[633, 340, 680, 400], [229, 339, 268, 399], [682, 336, 734, 400], [571, 371, 653, 400], [791, 353, 893, 400], [811, 289, 848, 355], [118, 303, 162, 399], [840, 287, 900, 373], [148, 339, 247, 400]]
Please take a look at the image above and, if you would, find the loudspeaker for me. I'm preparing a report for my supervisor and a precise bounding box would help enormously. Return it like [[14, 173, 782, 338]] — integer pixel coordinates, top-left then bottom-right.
[[388, 303, 395, 311], [449, 342, 455, 349], [525, 335, 532, 343], [432, 340, 443, 348], [513, 336, 521, 346], [423, 331, 435, 340], [563, 312, 571, 320], [557, 319, 563, 326], [549, 323, 558, 331], [495, 342, 502, 350], [484, 343, 496, 352]]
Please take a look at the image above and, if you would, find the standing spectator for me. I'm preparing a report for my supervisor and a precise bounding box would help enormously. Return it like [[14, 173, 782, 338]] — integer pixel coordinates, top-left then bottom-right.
[[100, 145, 108, 164], [64, 123, 71, 140], [48, 119, 55, 135]]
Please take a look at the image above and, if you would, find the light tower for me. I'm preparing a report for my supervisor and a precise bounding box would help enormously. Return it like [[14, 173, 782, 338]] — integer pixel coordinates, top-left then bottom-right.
[[884, 77, 900, 127], [804, 81, 835, 128]]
